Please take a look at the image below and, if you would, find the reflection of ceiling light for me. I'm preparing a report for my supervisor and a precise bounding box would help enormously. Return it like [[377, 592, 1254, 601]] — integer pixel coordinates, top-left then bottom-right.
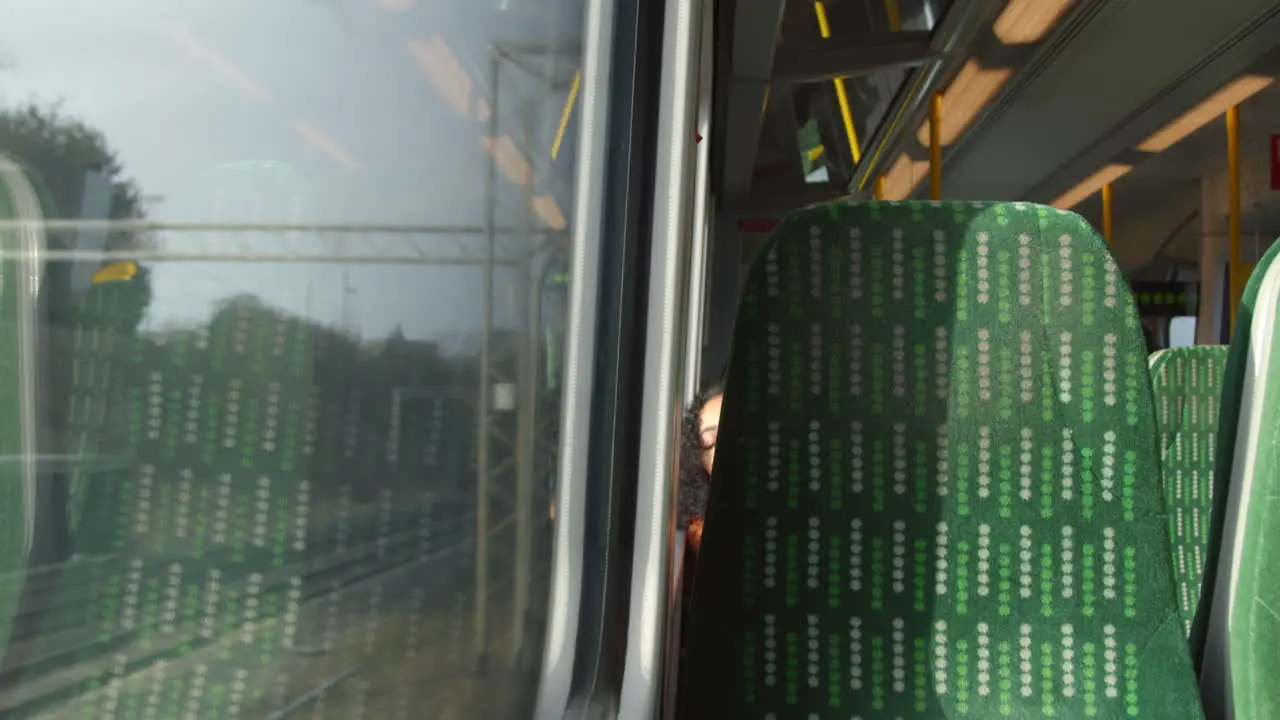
[[163, 22, 273, 104], [880, 153, 929, 200], [407, 38, 487, 121], [993, 0, 1076, 44], [1137, 75, 1274, 152], [289, 121, 362, 170], [916, 59, 1013, 147], [374, 0, 414, 8], [533, 195, 567, 230], [484, 136, 532, 185], [1051, 163, 1132, 209]]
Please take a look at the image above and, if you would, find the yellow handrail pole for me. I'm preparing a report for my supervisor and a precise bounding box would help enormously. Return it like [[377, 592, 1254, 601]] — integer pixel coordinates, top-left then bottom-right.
[[550, 69, 581, 161], [929, 92, 942, 200], [1101, 183, 1114, 244], [1227, 104, 1242, 333], [814, 2, 862, 163], [875, 176, 886, 200], [883, 0, 902, 30]]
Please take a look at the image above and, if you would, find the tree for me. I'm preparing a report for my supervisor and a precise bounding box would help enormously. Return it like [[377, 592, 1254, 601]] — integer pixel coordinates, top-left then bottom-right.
[[0, 102, 153, 331]]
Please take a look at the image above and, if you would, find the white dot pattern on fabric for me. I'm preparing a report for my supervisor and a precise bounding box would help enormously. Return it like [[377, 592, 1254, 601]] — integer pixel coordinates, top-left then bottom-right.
[[892, 231, 906, 301], [682, 201, 1200, 718], [934, 230, 949, 303], [849, 228, 864, 300], [1059, 235, 1074, 306], [1017, 234, 1032, 306], [1103, 334, 1119, 406], [935, 328, 950, 400], [935, 522, 949, 596], [57, 286, 486, 719], [1020, 428, 1034, 501], [1149, 346, 1228, 638], [850, 520, 864, 592], [977, 525, 991, 597], [768, 421, 782, 492], [976, 232, 991, 304], [809, 421, 822, 493], [1061, 429, 1075, 501], [1019, 331, 1034, 403], [893, 327, 908, 398], [977, 331, 992, 402], [1058, 332, 1073, 403], [850, 616, 864, 690]]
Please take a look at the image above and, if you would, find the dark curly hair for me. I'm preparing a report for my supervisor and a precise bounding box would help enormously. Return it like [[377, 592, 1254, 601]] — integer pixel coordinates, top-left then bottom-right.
[[678, 381, 723, 527]]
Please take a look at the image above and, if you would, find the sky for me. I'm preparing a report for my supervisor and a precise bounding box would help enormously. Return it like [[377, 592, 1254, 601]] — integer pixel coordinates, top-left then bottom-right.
[[2, 0, 583, 342]]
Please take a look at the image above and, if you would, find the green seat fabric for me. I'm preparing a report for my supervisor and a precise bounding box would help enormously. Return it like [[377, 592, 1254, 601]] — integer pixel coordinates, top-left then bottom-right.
[[1148, 346, 1228, 639], [680, 200, 1203, 718], [1200, 240, 1280, 719]]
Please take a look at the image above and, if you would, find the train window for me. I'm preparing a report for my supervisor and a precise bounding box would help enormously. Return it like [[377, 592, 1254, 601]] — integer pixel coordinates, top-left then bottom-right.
[[0, 1, 594, 716], [1170, 315, 1197, 348]]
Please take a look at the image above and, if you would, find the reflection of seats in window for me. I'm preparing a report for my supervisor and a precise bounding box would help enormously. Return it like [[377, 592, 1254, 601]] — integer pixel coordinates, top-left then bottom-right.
[[0, 154, 496, 711]]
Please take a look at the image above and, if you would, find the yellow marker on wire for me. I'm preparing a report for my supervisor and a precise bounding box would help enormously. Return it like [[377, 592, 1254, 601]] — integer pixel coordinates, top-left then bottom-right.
[[814, 2, 861, 164], [91, 261, 138, 285]]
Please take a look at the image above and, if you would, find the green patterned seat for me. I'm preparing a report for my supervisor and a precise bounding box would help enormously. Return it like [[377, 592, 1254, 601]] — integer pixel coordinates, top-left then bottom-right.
[[680, 200, 1203, 718], [1148, 346, 1228, 640], [1200, 241, 1280, 718]]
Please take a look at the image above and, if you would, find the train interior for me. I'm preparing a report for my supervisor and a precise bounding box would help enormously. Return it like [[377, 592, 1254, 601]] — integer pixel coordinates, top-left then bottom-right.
[[0, 0, 1279, 718]]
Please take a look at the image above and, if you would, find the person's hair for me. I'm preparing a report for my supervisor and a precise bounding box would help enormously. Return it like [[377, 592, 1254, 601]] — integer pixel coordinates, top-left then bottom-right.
[[678, 381, 723, 526]]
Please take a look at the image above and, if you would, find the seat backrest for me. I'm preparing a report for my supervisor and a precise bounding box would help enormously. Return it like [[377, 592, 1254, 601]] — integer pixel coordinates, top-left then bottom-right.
[[1200, 240, 1280, 719], [1148, 345, 1228, 639], [680, 200, 1204, 718]]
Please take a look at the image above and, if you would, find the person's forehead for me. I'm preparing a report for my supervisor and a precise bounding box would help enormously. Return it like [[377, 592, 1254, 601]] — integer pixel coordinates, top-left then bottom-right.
[[699, 394, 723, 426]]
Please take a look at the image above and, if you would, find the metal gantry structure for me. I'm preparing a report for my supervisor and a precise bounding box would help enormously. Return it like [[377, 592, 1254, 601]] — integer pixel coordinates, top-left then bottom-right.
[[472, 36, 577, 672]]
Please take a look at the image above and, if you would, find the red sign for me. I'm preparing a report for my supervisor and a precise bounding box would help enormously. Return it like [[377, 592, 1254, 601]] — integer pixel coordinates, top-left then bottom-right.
[[1272, 134, 1280, 190]]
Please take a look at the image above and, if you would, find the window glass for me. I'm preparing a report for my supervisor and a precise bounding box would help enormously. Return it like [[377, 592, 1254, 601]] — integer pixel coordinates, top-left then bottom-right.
[[1169, 315, 1197, 349], [0, 1, 584, 715]]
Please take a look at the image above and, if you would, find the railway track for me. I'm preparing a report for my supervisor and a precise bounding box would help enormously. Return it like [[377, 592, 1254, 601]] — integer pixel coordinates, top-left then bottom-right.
[[0, 501, 480, 718]]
